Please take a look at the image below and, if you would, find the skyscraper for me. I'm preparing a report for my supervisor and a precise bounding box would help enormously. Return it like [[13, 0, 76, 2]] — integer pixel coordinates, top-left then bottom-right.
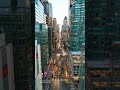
[[61, 16, 69, 51], [0, 0, 34, 89], [39, 23, 49, 72], [42, 0, 53, 57], [35, 0, 48, 72], [49, 3, 53, 27], [48, 26, 52, 57], [86, 0, 120, 89], [69, 0, 85, 89], [53, 18, 58, 49], [35, 0, 46, 24], [69, 0, 85, 51], [42, 0, 53, 26]]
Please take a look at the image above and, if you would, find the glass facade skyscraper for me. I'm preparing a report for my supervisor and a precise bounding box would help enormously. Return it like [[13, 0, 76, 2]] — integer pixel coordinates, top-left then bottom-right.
[[69, 0, 85, 51], [86, 0, 120, 89], [42, 1, 53, 58], [69, 0, 85, 90], [0, 0, 34, 89], [39, 24, 49, 72], [35, 0, 46, 24], [35, 0, 48, 72]]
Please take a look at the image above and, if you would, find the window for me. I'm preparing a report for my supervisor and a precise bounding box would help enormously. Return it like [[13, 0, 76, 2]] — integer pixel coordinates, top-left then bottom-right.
[[96, 13, 98, 16], [111, 2, 114, 6], [95, 23, 99, 26]]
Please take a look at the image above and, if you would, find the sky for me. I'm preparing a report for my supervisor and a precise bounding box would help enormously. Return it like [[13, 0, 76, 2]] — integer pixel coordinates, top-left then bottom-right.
[[49, 0, 68, 30]]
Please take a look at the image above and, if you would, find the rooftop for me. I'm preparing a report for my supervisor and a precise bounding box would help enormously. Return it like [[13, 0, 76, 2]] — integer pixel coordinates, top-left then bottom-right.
[[64, 16, 67, 20]]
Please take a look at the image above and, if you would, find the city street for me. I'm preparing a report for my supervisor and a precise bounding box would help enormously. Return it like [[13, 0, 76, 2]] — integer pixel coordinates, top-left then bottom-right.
[[42, 45, 79, 90], [49, 78, 70, 90]]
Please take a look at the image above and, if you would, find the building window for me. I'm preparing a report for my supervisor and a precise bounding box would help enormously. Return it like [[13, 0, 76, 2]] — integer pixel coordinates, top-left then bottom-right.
[[96, 13, 98, 16]]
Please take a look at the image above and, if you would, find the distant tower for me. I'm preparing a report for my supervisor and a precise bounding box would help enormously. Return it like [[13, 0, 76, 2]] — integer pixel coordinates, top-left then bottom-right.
[[61, 16, 69, 42], [61, 16, 69, 51]]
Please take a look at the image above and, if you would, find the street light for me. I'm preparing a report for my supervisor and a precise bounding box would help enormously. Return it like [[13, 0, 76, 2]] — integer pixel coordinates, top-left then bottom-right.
[[57, 54, 60, 57], [73, 76, 79, 81]]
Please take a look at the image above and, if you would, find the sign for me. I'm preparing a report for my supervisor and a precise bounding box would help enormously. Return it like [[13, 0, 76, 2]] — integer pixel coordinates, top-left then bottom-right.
[[3, 67, 8, 78], [36, 53, 38, 59]]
